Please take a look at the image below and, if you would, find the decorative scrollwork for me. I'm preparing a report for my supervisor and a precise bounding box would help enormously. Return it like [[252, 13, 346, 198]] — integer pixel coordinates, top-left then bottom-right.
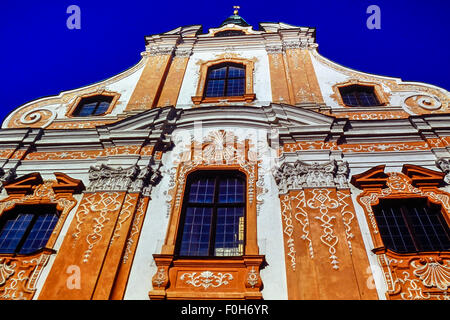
[[411, 258, 450, 291], [0, 251, 53, 300], [280, 195, 297, 270], [0, 259, 16, 286], [180, 271, 234, 289], [405, 94, 442, 111], [309, 189, 340, 270], [246, 267, 259, 288], [19, 107, 57, 128], [82, 192, 122, 263], [152, 268, 167, 288]]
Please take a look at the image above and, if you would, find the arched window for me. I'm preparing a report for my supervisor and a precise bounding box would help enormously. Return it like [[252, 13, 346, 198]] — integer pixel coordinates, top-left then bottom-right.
[[0, 204, 59, 254], [176, 171, 246, 257], [72, 95, 114, 116], [204, 63, 246, 98], [373, 198, 450, 253], [339, 85, 381, 107]]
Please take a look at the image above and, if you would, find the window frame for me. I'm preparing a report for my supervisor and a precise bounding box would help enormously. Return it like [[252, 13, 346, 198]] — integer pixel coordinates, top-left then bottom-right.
[[372, 197, 450, 254], [72, 95, 114, 117], [353, 165, 450, 255], [339, 84, 382, 107], [0, 204, 60, 255], [175, 170, 247, 258], [66, 91, 121, 118], [332, 81, 388, 108], [191, 58, 256, 105], [204, 63, 246, 99]]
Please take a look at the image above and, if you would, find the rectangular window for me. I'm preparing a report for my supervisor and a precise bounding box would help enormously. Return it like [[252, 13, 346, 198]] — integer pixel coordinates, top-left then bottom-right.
[[72, 95, 113, 117], [373, 198, 450, 253], [0, 205, 58, 254], [177, 172, 246, 257], [339, 85, 381, 107], [204, 63, 245, 98]]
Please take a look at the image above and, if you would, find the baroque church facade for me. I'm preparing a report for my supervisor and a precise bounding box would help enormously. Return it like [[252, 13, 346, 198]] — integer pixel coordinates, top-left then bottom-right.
[[0, 11, 449, 300]]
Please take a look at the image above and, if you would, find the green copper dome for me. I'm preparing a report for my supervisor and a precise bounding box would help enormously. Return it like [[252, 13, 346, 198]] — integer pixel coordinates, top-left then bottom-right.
[[220, 14, 250, 27]]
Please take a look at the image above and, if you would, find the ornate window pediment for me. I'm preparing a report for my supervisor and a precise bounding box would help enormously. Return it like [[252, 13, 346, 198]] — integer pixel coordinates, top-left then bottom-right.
[[353, 164, 450, 300], [0, 172, 84, 300]]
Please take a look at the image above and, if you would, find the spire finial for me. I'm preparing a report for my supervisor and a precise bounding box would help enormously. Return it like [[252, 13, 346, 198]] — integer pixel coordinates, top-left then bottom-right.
[[233, 6, 240, 15]]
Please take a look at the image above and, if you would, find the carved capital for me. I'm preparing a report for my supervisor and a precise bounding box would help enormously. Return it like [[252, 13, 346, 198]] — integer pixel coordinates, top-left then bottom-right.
[[174, 48, 193, 58], [273, 160, 349, 194], [88, 164, 162, 194], [145, 45, 175, 56], [282, 40, 309, 50], [131, 166, 162, 197], [265, 45, 284, 55], [0, 168, 16, 190], [436, 157, 450, 184], [87, 164, 138, 192]]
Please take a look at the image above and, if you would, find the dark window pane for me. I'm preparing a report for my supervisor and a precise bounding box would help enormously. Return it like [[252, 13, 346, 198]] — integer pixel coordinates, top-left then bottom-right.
[[19, 213, 58, 254], [0, 206, 59, 255], [179, 207, 213, 256], [358, 91, 378, 106], [204, 64, 245, 98], [226, 78, 245, 96], [77, 102, 97, 116], [339, 85, 380, 107], [189, 178, 215, 203], [228, 66, 245, 78], [178, 171, 246, 257], [342, 92, 359, 106], [74, 95, 113, 117], [373, 204, 415, 253], [218, 177, 245, 203], [209, 67, 227, 79], [214, 207, 244, 256], [0, 214, 33, 254], [94, 101, 110, 115], [205, 79, 225, 97], [373, 198, 450, 253], [408, 204, 450, 251]]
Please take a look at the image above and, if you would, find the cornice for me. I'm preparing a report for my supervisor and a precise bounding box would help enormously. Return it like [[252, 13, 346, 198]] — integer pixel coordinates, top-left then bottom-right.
[[2, 105, 450, 158]]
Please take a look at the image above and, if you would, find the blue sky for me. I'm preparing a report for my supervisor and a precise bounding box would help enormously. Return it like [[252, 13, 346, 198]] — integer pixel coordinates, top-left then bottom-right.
[[1, 0, 449, 122]]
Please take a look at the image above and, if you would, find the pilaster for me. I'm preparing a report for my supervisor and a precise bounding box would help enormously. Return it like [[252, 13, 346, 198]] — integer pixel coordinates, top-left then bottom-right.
[[126, 36, 180, 111], [273, 159, 378, 299], [39, 164, 162, 300]]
